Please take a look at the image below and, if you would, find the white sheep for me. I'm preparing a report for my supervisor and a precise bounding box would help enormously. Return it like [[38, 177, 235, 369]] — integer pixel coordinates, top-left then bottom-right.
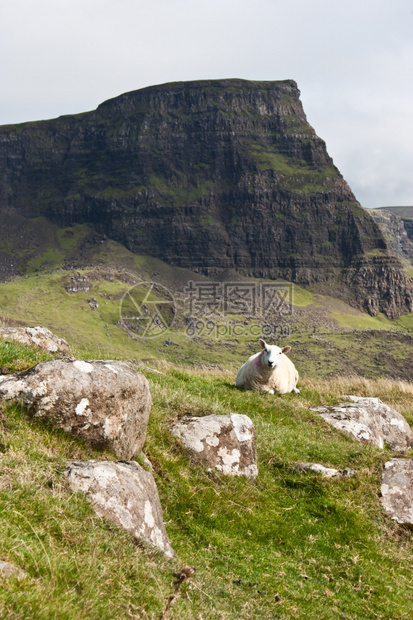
[[236, 339, 300, 394]]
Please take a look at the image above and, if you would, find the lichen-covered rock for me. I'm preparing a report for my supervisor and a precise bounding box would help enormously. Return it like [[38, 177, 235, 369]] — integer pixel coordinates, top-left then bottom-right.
[[0, 560, 28, 580], [0, 359, 151, 459], [65, 460, 175, 557], [295, 463, 355, 478], [0, 326, 70, 355], [311, 396, 413, 453], [380, 459, 413, 525], [170, 413, 258, 479]]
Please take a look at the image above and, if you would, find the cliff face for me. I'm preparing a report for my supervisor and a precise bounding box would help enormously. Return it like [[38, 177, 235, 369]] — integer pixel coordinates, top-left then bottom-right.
[[0, 79, 412, 317], [369, 209, 413, 264]]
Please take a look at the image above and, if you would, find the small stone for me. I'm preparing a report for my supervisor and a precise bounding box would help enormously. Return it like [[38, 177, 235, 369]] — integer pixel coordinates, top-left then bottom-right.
[[380, 459, 413, 525], [0, 560, 27, 580], [296, 462, 355, 478]]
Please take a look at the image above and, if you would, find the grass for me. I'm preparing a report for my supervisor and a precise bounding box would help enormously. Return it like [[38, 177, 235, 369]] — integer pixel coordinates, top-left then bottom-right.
[[290, 284, 314, 307], [249, 145, 338, 194], [0, 266, 412, 380], [329, 310, 395, 331], [0, 340, 413, 618], [0, 340, 53, 373]]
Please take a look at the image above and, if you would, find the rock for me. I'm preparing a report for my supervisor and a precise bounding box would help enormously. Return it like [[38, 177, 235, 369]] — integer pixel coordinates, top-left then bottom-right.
[[170, 413, 258, 479], [0, 326, 70, 355], [380, 459, 413, 525], [64, 460, 175, 557], [87, 298, 98, 310], [0, 560, 27, 580], [65, 272, 91, 293], [296, 462, 355, 478], [369, 209, 413, 264], [0, 359, 151, 459], [311, 396, 413, 453]]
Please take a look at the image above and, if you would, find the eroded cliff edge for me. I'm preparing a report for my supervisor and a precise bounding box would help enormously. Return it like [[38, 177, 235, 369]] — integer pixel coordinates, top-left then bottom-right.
[[0, 79, 412, 317]]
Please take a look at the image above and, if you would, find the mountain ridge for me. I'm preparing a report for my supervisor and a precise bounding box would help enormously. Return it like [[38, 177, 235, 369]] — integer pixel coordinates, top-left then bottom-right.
[[0, 78, 412, 318]]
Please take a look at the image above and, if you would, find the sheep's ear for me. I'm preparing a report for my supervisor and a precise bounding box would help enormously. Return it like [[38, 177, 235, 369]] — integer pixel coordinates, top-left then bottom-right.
[[282, 346, 291, 354], [259, 339, 266, 349]]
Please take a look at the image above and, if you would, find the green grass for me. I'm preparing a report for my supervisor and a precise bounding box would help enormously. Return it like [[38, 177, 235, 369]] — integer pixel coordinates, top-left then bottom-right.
[[0, 340, 54, 373], [249, 145, 338, 194], [291, 284, 314, 307], [22, 248, 65, 273], [0, 401, 173, 620], [56, 224, 94, 252], [0, 341, 413, 618], [0, 266, 412, 379], [329, 310, 395, 331]]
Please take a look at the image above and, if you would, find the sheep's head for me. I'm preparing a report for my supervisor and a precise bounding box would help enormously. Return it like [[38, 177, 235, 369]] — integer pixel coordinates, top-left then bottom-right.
[[259, 339, 291, 369]]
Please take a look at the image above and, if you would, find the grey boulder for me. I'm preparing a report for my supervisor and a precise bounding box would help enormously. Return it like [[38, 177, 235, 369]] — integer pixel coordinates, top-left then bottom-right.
[[380, 459, 413, 526], [311, 396, 413, 453], [0, 326, 70, 355], [0, 359, 151, 459], [65, 460, 175, 557], [170, 413, 258, 479]]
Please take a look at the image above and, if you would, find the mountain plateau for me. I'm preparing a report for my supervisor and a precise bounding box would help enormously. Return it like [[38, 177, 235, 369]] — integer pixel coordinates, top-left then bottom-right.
[[0, 79, 412, 318]]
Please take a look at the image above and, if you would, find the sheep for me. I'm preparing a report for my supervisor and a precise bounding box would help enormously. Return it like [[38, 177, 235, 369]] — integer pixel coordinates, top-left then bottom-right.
[[236, 339, 300, 395]]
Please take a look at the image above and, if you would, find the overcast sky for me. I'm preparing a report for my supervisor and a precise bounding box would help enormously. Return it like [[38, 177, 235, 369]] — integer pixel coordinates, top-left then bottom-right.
[[1, 0, 412, 208]]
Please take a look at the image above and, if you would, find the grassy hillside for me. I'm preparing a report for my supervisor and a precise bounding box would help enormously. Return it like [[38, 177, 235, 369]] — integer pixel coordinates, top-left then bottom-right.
[[0, 340, 413, 619], [378, 207, 413, 219], [0, 256, 412, 379], [0, 232, 412, 616]]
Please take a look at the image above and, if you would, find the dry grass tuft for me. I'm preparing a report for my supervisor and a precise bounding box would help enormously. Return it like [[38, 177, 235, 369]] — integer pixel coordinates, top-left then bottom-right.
[[301, 375, 413, 415]]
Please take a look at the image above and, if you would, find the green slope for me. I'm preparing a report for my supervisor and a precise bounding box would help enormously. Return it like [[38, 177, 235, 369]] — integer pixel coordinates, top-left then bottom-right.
[[0, 341, 412, 619]]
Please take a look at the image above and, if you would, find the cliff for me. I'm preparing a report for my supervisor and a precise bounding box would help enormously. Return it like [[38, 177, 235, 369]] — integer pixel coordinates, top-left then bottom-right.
[[369, 208, 413, 265], [0, 79, 412, 317]]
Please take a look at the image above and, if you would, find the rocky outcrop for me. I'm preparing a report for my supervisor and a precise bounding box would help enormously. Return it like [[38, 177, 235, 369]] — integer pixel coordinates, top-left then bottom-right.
[[369, 209, 413, 264], [65, 272, 91, 293], [311, 396, 413, 453], [65, 460, 175, 557], [342, 255, 413, 318], [0, 359, 151, 459], [170, 413, 258, 479], [380, 459, 413, 526], [0, 79, 412, 317], [0, 326, 70, 355]]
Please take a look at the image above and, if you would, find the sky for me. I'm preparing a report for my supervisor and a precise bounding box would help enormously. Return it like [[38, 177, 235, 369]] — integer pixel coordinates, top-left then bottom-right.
[[1, 0, 412, 209]]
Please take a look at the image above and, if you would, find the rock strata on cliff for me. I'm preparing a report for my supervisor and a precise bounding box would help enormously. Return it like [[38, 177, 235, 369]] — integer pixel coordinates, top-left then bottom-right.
[[0, 79, 412, 317], [370, 209, 413, 265]]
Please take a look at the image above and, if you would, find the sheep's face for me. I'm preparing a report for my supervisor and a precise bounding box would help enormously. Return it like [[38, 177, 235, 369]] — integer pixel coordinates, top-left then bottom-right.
[[260, 339, 291, 369]]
